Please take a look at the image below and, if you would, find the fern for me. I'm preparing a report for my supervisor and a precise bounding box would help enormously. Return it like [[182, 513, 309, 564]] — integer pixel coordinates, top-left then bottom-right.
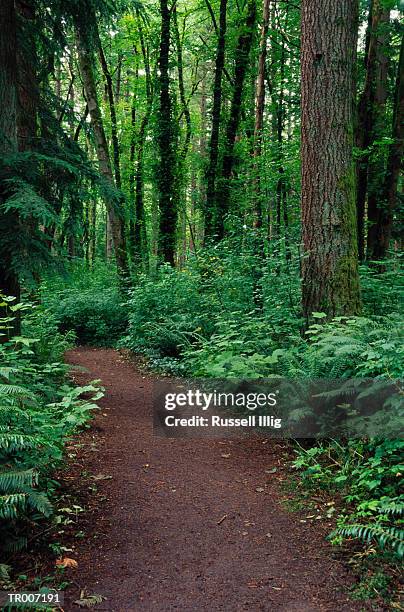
[[0, 469, 37, 492], [0, 493, 27, 519], [0, 433, 36, 451], [330, 523, 404, 558]]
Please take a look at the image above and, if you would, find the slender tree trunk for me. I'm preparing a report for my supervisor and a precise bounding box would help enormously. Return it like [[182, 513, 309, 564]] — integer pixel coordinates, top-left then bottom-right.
[[199, 72, 208, 217], [364, 1, 391, 259], [253, 0, 271, 228], [215, 0, 257, 239], [173, 5, 192, 265], [157, 0, 177, 265], [74, 18, 127, 274], [205, 0, 227, 238], [129, 56, 138, 261], [98, 40, 122, 191], [301, 0, 361, 318], [356, 0, 390, 261], [0, 0, 19, 324], [370, 33, 404, 260]]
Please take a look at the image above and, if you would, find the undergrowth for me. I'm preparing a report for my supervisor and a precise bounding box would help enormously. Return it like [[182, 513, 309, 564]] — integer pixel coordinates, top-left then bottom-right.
[[0, 294, 102, 584]]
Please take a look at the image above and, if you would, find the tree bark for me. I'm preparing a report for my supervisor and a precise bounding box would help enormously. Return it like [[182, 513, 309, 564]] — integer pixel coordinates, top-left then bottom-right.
[[301, 0, 361, 318], [356, 0, 390, 261], [370, 32, 404, 260], [157, 0, 177, 265], [98, 41, 122, 191], [215, 0, 257, 239], [253, 0, 271, 228], [74, 18, 127, 274], [0, 0, 20, 336], [204, 0, 227, 238]]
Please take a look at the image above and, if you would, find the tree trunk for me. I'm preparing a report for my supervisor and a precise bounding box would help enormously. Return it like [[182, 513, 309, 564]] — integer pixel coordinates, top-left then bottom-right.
[[364, 1, 391, 259], [215, 0, 257, 239], [301, 0, 361, 318], [74, 18, 127, 275], [253, 0, 271, 228], [0, 0, 20, 337], [370, 32, 404, 260], [204, 0, 227, 238], [356, 0, 390, 261], [157, 0, 177, 265], [98, 41, 122, 191]]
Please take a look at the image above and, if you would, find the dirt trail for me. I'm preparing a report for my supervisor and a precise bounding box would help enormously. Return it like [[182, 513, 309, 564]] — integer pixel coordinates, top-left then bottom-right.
[[63, 347, 361, 612]]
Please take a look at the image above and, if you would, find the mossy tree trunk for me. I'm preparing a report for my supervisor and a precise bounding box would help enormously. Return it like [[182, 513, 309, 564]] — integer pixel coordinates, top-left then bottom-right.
[[370, 32, 404, 260], [204, 0, 227, 239], [301, 0, 361, 319], [253, 0, 271, 229], [358, 0, 391, 260], [157, 0, 177, 265], [74, 16, 128, 276], [215, 0, 257, 240]]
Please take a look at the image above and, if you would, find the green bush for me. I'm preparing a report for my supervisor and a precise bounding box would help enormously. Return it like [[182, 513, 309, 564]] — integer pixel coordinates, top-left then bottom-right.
[[122, 237, 301, 372], [41, 263, 127, 345], [293, 439, 404, 558]]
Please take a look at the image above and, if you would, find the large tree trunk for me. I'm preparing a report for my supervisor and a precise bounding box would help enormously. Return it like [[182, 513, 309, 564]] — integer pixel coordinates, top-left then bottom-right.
[[370, 32, 404, 260], [74, 18, 127, 275], [215, 0, 257, 239], [157, 0, 177, 265], [204, 0, 227, 239], [253, 0, 271, 228], [301, 0, 361, 318], [0, 0, 20, 338], [356, 0, 390, 261]]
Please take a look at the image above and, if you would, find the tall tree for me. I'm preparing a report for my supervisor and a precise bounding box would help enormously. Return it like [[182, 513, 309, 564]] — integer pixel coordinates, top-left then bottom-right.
[[204, 0, 227, 238], [369, 32, 404, 260], [157, 0, 177, 265], [0, 0, 20, 334], [356, 0, 391, 261], [215, 0, 257, 239], [73, 10, 128, 275], [301, 0, 361, 318], [253, 0, 271, 228]]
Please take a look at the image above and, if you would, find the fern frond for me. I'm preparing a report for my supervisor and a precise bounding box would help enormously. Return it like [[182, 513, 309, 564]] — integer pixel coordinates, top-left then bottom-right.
[[0, 493, 27, 519], [0, 469, 36, 493], [0, 433, 36, 451], [331, 523, 404, 558]]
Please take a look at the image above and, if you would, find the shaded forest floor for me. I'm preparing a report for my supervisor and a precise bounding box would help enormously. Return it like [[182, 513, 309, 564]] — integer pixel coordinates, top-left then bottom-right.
[[58, 347, 372, 611]]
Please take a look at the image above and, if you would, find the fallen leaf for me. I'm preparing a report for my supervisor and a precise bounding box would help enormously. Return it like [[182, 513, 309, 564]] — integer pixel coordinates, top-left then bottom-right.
[[265, 468, 277, 474], [91, 474, 112, 481], [56, 557, 78, 568], [221, 453, 231, 458], [255, 487, 265, 493], [217, 514, 227, 525]]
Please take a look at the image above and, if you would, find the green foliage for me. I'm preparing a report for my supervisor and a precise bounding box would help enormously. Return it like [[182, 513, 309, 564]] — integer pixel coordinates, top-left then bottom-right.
[[41, 264, 128, 345], [122, 236, 302, 373], [0, 296, 102, 554], [293, 439, 404, 558]]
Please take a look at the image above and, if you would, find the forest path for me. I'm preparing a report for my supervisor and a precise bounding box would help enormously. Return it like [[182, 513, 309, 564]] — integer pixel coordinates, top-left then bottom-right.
[[63, 347, 359, 612]]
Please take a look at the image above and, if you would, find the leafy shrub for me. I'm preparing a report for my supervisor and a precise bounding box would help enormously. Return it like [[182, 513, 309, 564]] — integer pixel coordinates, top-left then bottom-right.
[[293, 439, 404, 558], [122, 264, 218, 359], [0, 296, 102, 554], [122, 237, 301, 372], [41, 263, 127, 345]]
